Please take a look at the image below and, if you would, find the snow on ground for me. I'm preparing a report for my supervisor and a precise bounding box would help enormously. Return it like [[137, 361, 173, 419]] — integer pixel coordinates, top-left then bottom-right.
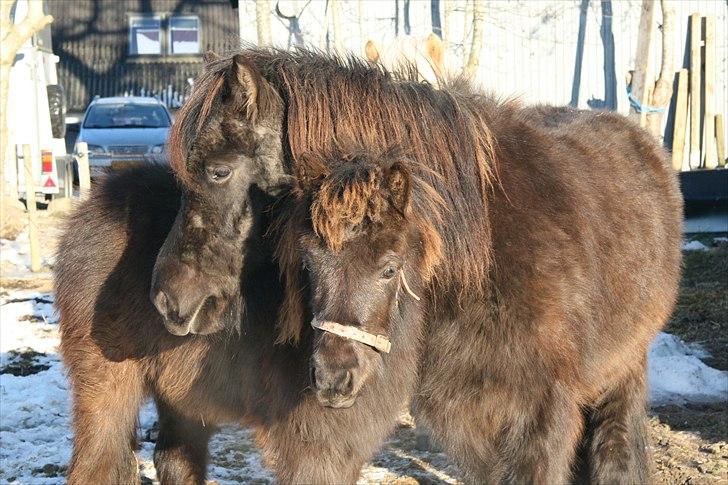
[[0, 234, 55, 271], [682, 240, 710, 251], [0, 291, 275, 485], [0, 285, 725, 483], [648, 333, 728, 405]]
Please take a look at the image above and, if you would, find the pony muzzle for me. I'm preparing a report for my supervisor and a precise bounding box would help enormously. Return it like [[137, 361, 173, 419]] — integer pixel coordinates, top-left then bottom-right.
[[153, 290, 212, 336]]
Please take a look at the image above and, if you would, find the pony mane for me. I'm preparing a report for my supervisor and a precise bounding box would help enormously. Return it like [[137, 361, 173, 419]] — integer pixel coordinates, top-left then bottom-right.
[[170, 48, 500, 343], [167, 56, 234, 189], [247, 48, 498, 299]]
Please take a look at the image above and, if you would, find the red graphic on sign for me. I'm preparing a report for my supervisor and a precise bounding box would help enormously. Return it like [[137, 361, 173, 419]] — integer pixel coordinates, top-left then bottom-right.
[[43, 177, 56, 188]]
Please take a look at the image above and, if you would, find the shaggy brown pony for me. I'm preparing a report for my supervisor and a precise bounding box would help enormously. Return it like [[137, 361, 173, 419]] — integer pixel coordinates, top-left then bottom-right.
[[56, 50, 436, 484], [265, 63, 683, 482], [56, 163, 423, 484], [56, 47, 682, 484], [278, 112, 683, 483]]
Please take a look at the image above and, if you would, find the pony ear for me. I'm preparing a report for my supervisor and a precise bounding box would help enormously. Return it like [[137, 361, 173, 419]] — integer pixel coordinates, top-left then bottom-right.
[[364, 40, 380, 63], [228, 54, 282, 124], [385, 161, 412, 214]]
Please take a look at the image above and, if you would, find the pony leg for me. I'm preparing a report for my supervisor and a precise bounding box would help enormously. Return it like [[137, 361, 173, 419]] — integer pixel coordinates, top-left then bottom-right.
[[153, 400, 214, 485], [419, 383, 583, 484], [65, 358, 144, 485], [257, 426, 368, 485], [495, 385, 584, 484], [584, 363, 651, 484]]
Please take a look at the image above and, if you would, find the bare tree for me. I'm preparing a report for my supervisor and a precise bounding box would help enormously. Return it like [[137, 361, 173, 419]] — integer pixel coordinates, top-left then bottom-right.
[[358, 0, 365, 50], [462, 0, 473, 65], [430, 0, 442, 38], [256, 0, 272, 45], [463, 0, 485, 79], [442, 0, 455, 42], [330, 0, 343, 56], [275, 1, 305, 47], [1, 0, 53, 215], [646, 0, 675, 137]]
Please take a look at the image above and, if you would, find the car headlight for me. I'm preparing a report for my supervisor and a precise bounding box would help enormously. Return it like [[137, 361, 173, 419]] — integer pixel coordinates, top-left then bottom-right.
[[150, 144, 165, 154]]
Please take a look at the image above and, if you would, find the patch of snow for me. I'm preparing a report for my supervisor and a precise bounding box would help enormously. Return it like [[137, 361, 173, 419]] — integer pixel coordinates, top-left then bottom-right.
[[713, 236, 728, 245], [682, 240, 710, 251], [1, 287, 726, 483], [0, 235, 54, 270], [0, 361, 72, 484], [648, 332, 728, 405]]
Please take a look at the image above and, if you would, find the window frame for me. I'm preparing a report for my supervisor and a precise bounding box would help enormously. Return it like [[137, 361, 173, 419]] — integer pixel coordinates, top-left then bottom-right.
[[128, 14, 164, 56], [167, 15, 201, 56]]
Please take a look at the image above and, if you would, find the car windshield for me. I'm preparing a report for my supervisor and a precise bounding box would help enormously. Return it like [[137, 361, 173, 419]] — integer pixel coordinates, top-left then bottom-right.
[[83, 103, 170, 129]]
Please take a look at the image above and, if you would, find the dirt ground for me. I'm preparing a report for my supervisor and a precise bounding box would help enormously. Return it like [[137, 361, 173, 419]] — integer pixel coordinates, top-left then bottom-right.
[[650, 242, 728, 485], [1, 212, 726, 484]]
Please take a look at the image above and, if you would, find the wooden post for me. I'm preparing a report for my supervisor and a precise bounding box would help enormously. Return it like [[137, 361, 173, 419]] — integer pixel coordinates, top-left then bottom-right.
[[702, 15, 717, 168], [21, 145, 41, 272], [688, 12, 701, 169], [76, 142, 91, 198], [716, 114, 726, 167], [629, 0, 656, 127], [671, 69, 689, 171]]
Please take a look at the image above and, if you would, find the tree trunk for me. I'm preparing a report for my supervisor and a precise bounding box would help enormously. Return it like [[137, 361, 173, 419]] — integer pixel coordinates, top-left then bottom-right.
[[330, 0, 343, 56], [600, 0, 616, 110], [463, 0, 485, 79], [1, 63, 15, 204], [647, 0, 675, 137], [462, 0, 473, 68], [430, 0, 442, 38], [358, 0, 365, 51], [629, 0, 656, 126], [442, 0, 454, 42], [255, 0, 272, 46], [1, 0, 53, 223], [401, 0, 409, 35], [570, 0, 589, 107]]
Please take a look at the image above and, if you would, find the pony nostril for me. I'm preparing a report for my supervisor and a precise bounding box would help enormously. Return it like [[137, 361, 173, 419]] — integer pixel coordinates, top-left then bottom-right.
[[310, 367, 318, 388], [153, 291, 169, 317], [342, 370, 353, 394]]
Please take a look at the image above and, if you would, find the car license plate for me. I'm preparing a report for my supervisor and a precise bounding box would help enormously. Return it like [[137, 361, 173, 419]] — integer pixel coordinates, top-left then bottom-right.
[[111, 161, 142, 170]]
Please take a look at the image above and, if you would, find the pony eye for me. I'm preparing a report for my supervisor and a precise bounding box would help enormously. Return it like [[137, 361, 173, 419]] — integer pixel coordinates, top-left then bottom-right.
[[381, 266, 397, 280], [207, 165, 232, 182]]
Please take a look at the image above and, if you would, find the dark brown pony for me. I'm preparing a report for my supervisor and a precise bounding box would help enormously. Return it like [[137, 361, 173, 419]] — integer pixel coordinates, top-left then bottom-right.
[[56, 162, 425, 484], [275, 102, 684, 483], [56, 51, 433, 484]]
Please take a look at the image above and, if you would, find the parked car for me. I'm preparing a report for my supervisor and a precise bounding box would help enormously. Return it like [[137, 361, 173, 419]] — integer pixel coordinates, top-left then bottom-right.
[[75, 96, 171, 178]]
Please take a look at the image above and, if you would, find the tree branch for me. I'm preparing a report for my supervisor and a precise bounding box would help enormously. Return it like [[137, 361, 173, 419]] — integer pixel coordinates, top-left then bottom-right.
[[1, 1, 53, 66], [647, 0, 675, 137]]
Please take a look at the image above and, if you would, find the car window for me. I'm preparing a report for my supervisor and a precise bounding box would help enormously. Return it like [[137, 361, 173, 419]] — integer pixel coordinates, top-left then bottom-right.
[[83, 104, 171, 129]]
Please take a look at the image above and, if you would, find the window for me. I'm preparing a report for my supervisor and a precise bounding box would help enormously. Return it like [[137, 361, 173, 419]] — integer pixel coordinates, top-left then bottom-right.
[[129, 16, 162, 55], [128, 14, 200, 56], [169, 16, 200, 54], [83, 104, 171, 129]]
